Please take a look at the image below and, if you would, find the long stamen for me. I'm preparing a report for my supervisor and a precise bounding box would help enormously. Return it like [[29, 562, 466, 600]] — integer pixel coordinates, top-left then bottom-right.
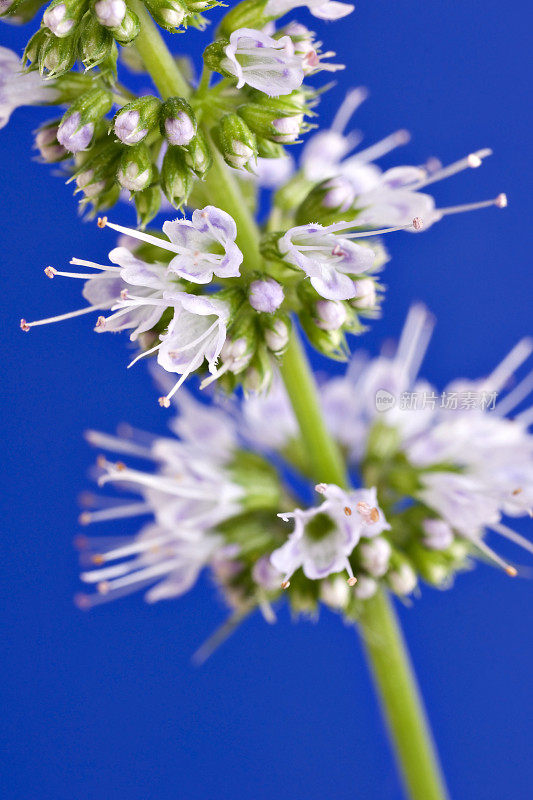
[[98, 465, 209, 499], [70, 258, 121, 272], [395, 304, 435, 384], [326, 218, 423, 237], [97, 216, 179, 254], [127, 342, 162, 369], [348, 129, 410, 164], [345, 558, 357, 586], [75, 575, 164, 609], [495, 369, 533, 416], [482, 337, 533, 393], [158, 372, 190, 407], [437, 193, 507, 218], [199, 360, 232, 390], [79, 502, 151, 526], [471, 536, 517, 576], [411, 148, 493, 189], [45, 266, 101, 280], [20, 305, 99, 331], [492, 523, 533, 556], [331, 86, 368, 133], [87, 531, 176, 564]]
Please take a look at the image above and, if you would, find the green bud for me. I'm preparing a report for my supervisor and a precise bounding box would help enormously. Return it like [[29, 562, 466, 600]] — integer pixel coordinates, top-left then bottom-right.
[[161, 146, 193, 209], [71, 141, 122, 204], [295, 177, 358, 226], [408, 543, 451, 587], [109, 8, 140, 44], [42, 0, 87, 37], [79, 13, 117, 72], [256, 137, 286, 159], [114, 95, 161, 145], [23, 28, 50, 68], [217, 0, 269, 38], [57, 88, 113, 153], [365, 421, 402, 462], [144, 0, 187, 31], [202, 39, 227, 73], [185, 130, 212, 178], [214, 113, 257, 171], [117, 142, 154, 192], [387, 552, 418, 596], [239, 102, 306, 145], [300, 309, 348, 361], [229, 450, 282, 512], [160, 97, 196, 146], [51, 72, 96, 103], [243, 346, 273, 395], [134, 184, 162, 228], [39, 30, 78, 78]]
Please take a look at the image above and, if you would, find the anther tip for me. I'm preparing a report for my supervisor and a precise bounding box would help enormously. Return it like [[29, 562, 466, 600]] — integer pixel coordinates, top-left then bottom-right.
[[315, 483, 327, 494], [92, 554, 105, 565], [95, 316, 106, 330], [505, 566, 518, 577], [412, 216, 424, 231], [20, 318, 30, 332], [344, 506, 352, 516], [97, 580, 110, 594], [495, 193, 507, 208], [396, 129, 411, 145], [97, 216, 108, 229], [347, 577, 357, 586], [467, 153, 482, 168], [158, 396, 171, 408], [74, 593, 91, 610], [44, 266, 56, 279], [78, 511, 91, 526], [281, 580, 291, 590]]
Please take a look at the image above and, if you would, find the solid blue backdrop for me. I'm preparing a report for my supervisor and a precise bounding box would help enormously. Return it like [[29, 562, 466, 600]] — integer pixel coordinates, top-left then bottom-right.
[[1, 2, 532, 798]]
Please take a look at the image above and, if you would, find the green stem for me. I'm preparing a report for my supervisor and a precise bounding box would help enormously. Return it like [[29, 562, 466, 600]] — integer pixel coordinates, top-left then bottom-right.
[[127, 14, 449, 800], [359, 591, 449, 800], [279, 329, 349, 487]]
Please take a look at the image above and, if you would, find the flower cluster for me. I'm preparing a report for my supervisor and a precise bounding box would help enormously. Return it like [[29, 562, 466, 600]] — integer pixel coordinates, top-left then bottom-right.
[[75, 304, 533, 634]]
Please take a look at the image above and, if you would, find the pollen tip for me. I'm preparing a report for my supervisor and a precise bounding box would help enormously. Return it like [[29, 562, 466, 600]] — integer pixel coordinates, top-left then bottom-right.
[[344, 506, 352, 516], [467, 153, 482, 168], [73, 534, 89, 550], [92, 554, 105, 565], [97, 216, 108, 229], [20, 318, 30, 332], [495, 193, 507, 208], [315, 483, 327, 494], [78, 511, 91, 526], [511, 488, 522, 496], [115, 461, 126, 472], [396, 129, 411, 145], [412, 216, 424, 231], [97, 580, 110, 594], [505, 566, 518, 577], [44, 266, 56, 278], [369, 507, 380, 523], [281, 580, 290, 590], [96, 454, 107, 469], [74, 592, 91, 610], [158, 396, 171, 408], [347, 577, 357, 586], [95, 316, 106, 330]]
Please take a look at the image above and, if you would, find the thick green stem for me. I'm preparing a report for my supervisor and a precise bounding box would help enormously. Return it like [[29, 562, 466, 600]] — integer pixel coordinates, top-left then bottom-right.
[[127, 14, 449, 800], [279, 329, 349, 486], [359, 591, 449, 800]]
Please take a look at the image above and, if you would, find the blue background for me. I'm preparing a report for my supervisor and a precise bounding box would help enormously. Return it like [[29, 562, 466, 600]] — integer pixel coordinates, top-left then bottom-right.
[[2, 1, 532, 798]]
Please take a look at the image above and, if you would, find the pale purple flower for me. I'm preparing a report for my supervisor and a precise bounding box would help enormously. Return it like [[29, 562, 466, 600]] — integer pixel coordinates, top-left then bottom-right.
[[57, 112, 94, 153], [94, 0, 126, 27], [0, 47, 59, 129], [34, 125, 67, 162], [272, 114, 303, 143], [164, 112, 196, 146], [315, 299, 347, 330], [422, 519, 454, 551], [272, 483, 389, 586], [156, 292, 230, 405], [249, 278, 284, 313], [278, 222, 375, 300], [221, 28, 304, 97], [265, 0, 354, 21]]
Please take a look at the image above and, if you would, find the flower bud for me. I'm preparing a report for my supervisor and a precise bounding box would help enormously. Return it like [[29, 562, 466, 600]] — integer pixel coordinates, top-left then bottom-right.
[[243, 347, 273, 394], [214, 113, 257, 171], [217, 0, 269, 38], [39, 32, 77, 78], [263, 314, 291, 353], [108, 7, 140, 44], [23, 28, 49, 68], [422, 519, 454, 551], [300, 307, 347, 361], [249, 278, 284, 313], [79, 12, 117, 72], [388, 558, 417, 596], [239, 102, 306, 145], [94, 0, 126, 27], [360, 537, 392, 578], [185, 130, 212, 178], [161, 146, 193, 208], [34, 122, 68, 162], [71, 142, 122, 209], [252, 555, 281, 592], [2, 0, 47, 23], [134, 184, 162, 228], [43, 0, 86, 36], [354, 576, 378, 600], [315, 299, 347, 331], [351, 277, 377, 310], [320, 576, 350, 609], [117, 142, 153, 192], [160, 97, 196, 146], [144, 0, 187, 31], [57, 88, 112, 152], [296, 177, 357, 226], [114, 96, 161, 145], [256, 137, 286, 159]]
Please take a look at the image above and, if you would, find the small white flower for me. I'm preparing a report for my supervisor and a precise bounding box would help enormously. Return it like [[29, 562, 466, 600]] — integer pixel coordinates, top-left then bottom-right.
[[57, 112, 94, 153], [388, 563, 417, 596], [164, 112, 196, 146], [43, 3, 75, 36], [222, 28, 304, 97], [315, 299, 347, 330], [0, 47, 59, 130], [249, 278, 284, 313], [272, 483, 389, 586], [114, 109, 148, 145]]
